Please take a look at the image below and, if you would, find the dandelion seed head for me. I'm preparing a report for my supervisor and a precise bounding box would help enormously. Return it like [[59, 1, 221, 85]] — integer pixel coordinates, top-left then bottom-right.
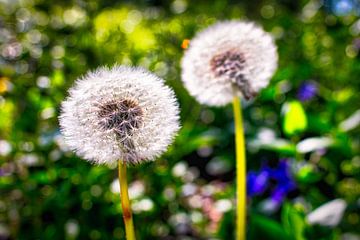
[[59, 66, 180, 166], [181, 21, 278, 106]]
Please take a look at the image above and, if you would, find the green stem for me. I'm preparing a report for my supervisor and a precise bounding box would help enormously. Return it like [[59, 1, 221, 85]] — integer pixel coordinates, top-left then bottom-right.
[[233, 96, 246, 240], [118, 160, 136, 240]]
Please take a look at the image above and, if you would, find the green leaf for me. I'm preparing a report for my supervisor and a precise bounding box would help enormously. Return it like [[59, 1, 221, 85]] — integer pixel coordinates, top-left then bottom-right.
[[261, 139, 297, 155], [51, 69, 64, 87], [217, 211, 235, 240], [281, 202, 307, 240], [296, 164, 322, 183], [249, 213, 291, 240], [282, 101, 307, 136]]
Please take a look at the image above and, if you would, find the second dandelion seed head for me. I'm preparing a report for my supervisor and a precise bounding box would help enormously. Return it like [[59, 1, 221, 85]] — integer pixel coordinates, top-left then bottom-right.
[[181, 20, 278, 106]]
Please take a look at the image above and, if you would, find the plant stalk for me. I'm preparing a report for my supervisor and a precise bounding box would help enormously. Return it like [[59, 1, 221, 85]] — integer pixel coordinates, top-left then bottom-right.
[[233, 96, 246, 240], [118, 160, 136, 240]]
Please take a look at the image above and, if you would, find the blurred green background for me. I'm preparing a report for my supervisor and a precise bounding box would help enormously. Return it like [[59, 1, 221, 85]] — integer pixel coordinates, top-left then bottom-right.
[[0, 0, 359, 239]]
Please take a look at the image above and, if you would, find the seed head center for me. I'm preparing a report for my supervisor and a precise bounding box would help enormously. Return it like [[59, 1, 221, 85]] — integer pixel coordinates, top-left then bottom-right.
[[210, 50, 246, 77], [97, 99, 143, 137], [210, 50, 256, 99]]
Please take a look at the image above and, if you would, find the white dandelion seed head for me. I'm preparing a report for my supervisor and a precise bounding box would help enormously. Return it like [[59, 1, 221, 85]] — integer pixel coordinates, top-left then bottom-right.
[[181, 20, 278, 106], [59, 66, 180, 166]]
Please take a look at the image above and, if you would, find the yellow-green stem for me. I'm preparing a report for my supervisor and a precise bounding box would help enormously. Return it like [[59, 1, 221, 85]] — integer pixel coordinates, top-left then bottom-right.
[[233, 97, 246, 240], [118, 160, 136, 240]]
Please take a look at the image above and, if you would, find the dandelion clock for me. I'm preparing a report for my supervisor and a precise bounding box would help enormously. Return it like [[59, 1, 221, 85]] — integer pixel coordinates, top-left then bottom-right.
[[181, 21, 278, 239], [181, 20, 278, 106], [59, 66, 180, 240]]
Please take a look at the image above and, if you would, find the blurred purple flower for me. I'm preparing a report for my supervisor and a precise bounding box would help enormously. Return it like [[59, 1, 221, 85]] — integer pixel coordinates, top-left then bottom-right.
[[247, 159, 296, 206], [297, 82, 317, 102], [247, 171, 269, 196]]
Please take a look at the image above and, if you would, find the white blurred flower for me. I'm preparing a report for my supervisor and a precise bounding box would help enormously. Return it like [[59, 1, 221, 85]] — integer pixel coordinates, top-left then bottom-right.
[[259, 198, 281, 215], [0, 140, 12, 156], [65, 219, 79, 238], [172, 161, 188, 177], [339, 109, 360, 132], [128, 180, 145, 199], [214, 199, 233, 213], [296, 137, 333, 153], [306, 199, 347, 227], [132, 198, 154, 213], [19, 154, 40, 166], [59, 66, 180, 165], [110, 178, 120, 194], [181, 183, 197, 197], [181, 21, 278, 106]]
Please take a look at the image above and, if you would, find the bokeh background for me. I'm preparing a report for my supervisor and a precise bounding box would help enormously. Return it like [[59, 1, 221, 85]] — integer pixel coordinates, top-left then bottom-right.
[[1, 0, 360, 239]]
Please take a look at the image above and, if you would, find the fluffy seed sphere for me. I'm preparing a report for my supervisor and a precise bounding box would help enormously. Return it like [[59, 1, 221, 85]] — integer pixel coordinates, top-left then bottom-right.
[[181, 21, 278, 106], [59, 66, 180, 166]]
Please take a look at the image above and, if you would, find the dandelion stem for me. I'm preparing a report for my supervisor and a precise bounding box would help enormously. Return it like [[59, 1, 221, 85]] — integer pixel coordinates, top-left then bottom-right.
[[118, 160, 136, 240], [233, 96, 246, 240]]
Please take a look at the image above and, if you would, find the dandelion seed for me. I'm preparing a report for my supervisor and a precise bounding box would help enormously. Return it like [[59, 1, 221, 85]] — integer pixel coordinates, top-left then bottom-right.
[[181, 20, 278, 106], [59, 65, 180, 166]]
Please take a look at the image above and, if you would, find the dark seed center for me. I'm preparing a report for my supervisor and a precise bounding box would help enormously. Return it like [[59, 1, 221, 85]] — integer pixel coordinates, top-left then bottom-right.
[[210, 50, 246, 77], [97, 99, 143, 137], [210, 50, 256, 100]]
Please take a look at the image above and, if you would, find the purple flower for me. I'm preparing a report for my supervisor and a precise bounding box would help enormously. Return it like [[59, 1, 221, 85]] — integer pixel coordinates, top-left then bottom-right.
[[297, 82, 317, 102], [247, 159, 296, 205], [271, 188, 286, 204], [247, 170, 269, 197]]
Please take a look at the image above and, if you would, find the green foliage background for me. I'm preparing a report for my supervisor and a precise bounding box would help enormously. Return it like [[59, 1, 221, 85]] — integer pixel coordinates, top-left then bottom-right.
[[0, 0, 359, 239]]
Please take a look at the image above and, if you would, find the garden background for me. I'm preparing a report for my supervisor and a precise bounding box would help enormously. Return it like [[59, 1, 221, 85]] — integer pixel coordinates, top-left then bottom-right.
[[0, 0, 359, 239]]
